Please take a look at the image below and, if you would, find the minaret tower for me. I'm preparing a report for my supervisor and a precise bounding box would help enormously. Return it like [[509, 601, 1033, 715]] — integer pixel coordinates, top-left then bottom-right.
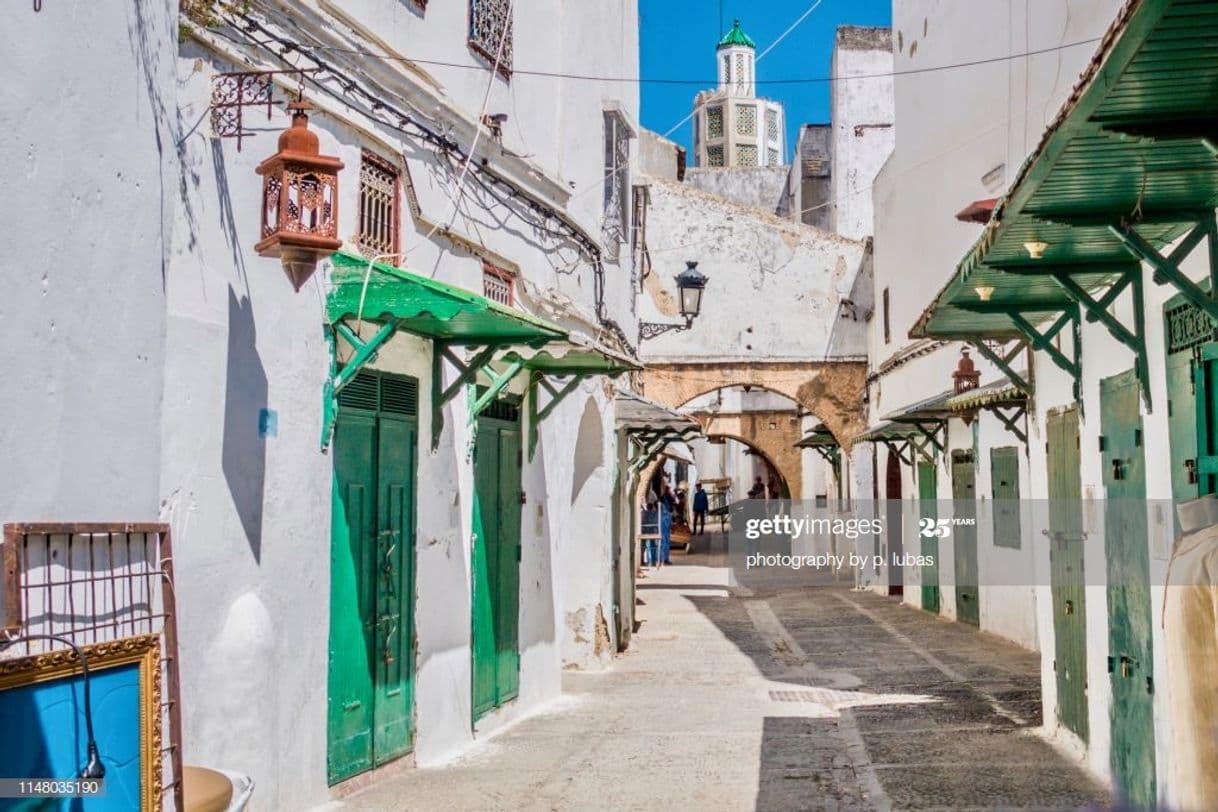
[[692, 19, 787, 168], [718, 19, 757, 97]]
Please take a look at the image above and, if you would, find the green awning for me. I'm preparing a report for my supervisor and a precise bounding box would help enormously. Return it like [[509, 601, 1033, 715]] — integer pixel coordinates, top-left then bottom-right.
[[947, 379, 1027, 412], [913, 0, 1218, 341], [327, 251, 567, 347], [853, 421, 920, 443], [880, 389, 956, 422], [795, 424, 838, 449], [501, 337, 641, 377]]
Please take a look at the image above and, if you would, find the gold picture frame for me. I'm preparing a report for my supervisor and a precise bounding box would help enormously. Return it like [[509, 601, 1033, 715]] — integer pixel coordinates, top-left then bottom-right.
[[0, 634, 162, 811]]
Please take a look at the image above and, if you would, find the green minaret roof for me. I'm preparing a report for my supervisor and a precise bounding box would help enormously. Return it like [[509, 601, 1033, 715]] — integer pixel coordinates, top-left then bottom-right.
[[717, 19, 756, 50]]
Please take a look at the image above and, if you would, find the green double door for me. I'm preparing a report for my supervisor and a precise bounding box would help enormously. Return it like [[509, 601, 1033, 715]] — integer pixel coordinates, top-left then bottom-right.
[[472, 408, 523, 720], [917, 459, 940, 613], [950, 450, 979, 626], [328, 371, 418, 785], [1046, 407, 1089, 744], [1099, 370, 1156, 808]]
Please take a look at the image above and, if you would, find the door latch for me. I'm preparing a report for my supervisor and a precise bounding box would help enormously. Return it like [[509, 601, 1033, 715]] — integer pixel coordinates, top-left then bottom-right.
[[1112, 458, 1126, 481], [520, 490, 528, 505], [1186, 458, 1199, 484]]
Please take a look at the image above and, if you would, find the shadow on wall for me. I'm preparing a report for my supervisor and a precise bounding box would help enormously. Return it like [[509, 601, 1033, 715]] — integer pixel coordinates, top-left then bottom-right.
[[570, 397, 604, 504], [222, 287, 268, 562]]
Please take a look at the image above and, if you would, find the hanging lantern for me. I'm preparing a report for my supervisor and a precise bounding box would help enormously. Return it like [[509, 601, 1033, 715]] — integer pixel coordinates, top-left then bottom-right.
[[254, 101, 344, 290], [953, 348, 981, 394]]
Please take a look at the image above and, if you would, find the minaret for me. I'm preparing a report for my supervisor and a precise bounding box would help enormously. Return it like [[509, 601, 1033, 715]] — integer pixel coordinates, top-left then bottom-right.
[[718, 19, 756, 97], [692, 19, 787, 169]]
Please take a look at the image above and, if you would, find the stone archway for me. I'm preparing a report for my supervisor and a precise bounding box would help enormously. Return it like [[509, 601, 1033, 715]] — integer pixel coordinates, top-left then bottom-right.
[[640, 361, 868, 450], [688, 410, 803, 500]]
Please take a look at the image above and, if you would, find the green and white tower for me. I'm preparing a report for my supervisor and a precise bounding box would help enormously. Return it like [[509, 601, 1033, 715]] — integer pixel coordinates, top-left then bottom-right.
[[693, 20, 787, 168]]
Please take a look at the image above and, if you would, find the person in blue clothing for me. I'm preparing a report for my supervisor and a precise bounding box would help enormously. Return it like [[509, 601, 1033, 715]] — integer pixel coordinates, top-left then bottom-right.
[[692, 482, 709, 535], [642, 490, 660, 568], [659, 483, 676, 566]]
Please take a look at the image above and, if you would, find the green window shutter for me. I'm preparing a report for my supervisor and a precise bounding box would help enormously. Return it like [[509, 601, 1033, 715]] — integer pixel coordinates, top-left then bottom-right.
[[990, 446, 1021, 549]]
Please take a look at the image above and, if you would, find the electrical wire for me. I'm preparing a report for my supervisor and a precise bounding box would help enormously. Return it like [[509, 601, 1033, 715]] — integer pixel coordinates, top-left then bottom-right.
[[0, 634, 106, 779]]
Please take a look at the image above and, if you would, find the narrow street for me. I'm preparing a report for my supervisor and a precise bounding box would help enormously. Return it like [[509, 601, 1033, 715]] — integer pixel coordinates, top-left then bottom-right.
[[339, 535, 1109, 811]]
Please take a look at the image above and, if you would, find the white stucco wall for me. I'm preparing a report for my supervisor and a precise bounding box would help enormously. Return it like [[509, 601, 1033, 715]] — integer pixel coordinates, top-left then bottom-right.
[[164, 2, 642, 807], [0, 0, 177, 523], [829, 29, 894, 242], [637, 179, 866, 368]]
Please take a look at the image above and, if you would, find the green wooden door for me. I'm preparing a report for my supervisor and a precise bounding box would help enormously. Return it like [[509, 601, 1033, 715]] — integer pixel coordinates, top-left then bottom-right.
[[990, 447, 1022, 549], [472, 408, 523, 720], [916, 459, 940, 613], [1046, 407, 1089, 743], [1100, 370, 1156, 808], [1163, 296, 1217, 503], [950, 450, 979, 626], [1195, 343, 1218, 495], [328, 372, 418, 785]]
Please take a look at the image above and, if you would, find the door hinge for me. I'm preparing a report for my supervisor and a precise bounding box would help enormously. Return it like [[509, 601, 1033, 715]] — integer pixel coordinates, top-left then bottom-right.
[[1098, 435, 1107, 452], [520, 490, 527, 505], [516, 544, 522, 562], [1134, 428, 1143, 447], [1053, 659, 1057, 673], [1147, 675, 1154, 695], [1107, 656, 1115, 674]]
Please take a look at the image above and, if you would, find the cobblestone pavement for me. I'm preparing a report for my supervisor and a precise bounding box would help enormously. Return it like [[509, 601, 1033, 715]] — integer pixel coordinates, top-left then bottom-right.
[[334, 534, 1110, 811]]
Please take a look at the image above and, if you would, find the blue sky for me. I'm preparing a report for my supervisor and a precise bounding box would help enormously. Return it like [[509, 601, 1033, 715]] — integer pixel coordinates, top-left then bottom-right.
[[639, 0, 892, 158]]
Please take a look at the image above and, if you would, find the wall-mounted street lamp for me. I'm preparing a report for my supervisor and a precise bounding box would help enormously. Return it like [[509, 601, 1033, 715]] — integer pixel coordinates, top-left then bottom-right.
[[639, 261, 709, 342]]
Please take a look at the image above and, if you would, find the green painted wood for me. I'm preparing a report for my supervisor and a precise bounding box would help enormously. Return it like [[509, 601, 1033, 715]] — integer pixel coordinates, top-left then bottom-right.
[[1165, 343, 1200, 505], [916, 459, 940, 614], [950, 450, 980, 626], [328, 410, 377, 784], [1047, 407, 1089, 744], [472, 414, 523, 720], [372, 413, 417, 766], [990, 447, 1022, 549], [328, 371, 419, 785], [1100, 370, 1157, 808], [1196, 343, 1218, 490]]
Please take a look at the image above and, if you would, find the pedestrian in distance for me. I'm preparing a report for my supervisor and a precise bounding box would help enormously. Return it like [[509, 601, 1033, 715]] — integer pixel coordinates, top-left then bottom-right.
[[659, 484, 676, 566], [692, 482, 709, 535], [748, 476, 765, 499]]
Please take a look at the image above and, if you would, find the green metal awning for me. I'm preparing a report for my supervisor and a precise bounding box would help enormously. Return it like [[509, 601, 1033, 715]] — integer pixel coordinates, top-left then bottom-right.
[[854, 421, 931, 468], [615, 391, 704, 474], [947, 379, 1026, 412], [913, 0, 1218, 409], [795, 423, 838, 449], [328, 251, 566, 345], [322, 251, 570, 449], [880, 389, 955, 422]]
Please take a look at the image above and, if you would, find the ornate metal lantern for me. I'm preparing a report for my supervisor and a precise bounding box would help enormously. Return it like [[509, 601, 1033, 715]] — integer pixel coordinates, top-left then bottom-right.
[[953, 348, 981, 394], [254, 101, 344, 290], [676, 261, 708, 322]]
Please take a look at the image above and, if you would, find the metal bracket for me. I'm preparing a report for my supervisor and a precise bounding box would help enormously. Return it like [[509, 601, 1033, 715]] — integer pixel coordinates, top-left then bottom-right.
[[1111, 213, 1218, 327], [526, 371, 588, 460], [879, 439, 915, 468], [627, 427, 700, 474], [988, 404, 1029, 444], [321, 318, 402, 450], [1005, 305, 1083, 402], [431, 342, 523, 450], [638, 318, 692, 343], [1047, 267, 1151, 410], [967, 340, 1033, 397]]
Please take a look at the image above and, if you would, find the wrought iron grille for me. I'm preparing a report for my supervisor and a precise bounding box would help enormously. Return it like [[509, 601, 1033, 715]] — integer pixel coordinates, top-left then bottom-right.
[[358, 151, 400, 257], [738, 144, 759, 167], [766, 109, 779, 142], [767, 147, 780, 167], [707, 105, 724, 139], [707, 146, 725, 167], [482, 262, 514, 306], [2, 523, 184, 811], [1166, 300, 1216, 354], [602, 113, 631, 259], [736, 105, 757, 137], [734, 53, 746, 92], [469, 0, 514, 77]]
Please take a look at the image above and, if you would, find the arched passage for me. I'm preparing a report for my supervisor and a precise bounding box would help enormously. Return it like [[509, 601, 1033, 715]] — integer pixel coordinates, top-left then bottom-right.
[[640, 361, 868, 450]]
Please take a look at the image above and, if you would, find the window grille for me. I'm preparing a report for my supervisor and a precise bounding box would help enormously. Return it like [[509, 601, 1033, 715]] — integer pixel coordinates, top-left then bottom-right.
[[1166, 300, 1216, 354], [602, 112, 631, 259], [707, 146, 725, 167], [737, 105, 757, 136], [358, 151, 400, 257], [469, 0, 514, 77], [734, 53, 746, 92], [707, 105, 724, 139], [766, 109, 779, 142], [482, 262, 514, 306], [722, 55, 731, 84], [738, 144, 758, 167], [767, 147, 780, 166]]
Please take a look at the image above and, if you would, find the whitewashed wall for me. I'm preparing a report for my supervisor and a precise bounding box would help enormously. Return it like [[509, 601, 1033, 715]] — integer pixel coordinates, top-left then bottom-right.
[[0, 0, 177, 523]]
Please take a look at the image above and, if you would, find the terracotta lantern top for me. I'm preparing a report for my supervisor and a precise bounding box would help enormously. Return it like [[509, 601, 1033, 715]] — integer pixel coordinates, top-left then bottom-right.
[[953, 348, 981, 394], [254, 100, 345, 291]]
